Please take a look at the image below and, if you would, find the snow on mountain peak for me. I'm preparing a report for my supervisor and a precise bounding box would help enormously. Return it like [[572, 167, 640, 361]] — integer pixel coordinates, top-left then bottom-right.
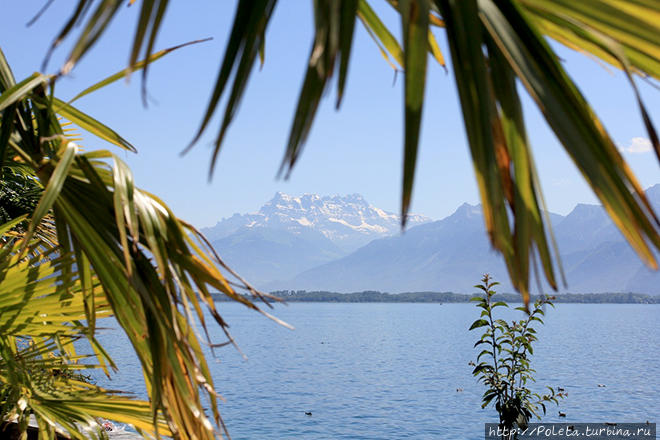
[[202, 193, 431, 252]]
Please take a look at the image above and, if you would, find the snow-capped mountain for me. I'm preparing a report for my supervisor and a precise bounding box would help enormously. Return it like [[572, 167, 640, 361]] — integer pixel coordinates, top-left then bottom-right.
[[274, 184, 660, 294], [202, 192, 431, 252], [204, 185, 660, 293]]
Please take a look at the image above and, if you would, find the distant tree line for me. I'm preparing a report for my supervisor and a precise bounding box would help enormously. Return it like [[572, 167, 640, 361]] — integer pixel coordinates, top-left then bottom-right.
[[211, 290, 660, 304]]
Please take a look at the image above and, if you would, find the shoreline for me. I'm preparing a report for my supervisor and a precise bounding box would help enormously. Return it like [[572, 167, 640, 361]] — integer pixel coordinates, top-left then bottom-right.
[[211, 291, 660, 304]]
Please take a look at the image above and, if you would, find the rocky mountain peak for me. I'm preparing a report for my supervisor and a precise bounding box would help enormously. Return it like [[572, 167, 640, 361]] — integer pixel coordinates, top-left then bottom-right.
[[645, 183, 660, 206], [202, 193, 431, 252], [448, 203, 483, 222]]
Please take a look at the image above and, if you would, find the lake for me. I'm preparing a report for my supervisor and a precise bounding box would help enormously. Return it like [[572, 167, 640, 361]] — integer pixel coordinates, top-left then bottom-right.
[[93, 303, 660, 439]]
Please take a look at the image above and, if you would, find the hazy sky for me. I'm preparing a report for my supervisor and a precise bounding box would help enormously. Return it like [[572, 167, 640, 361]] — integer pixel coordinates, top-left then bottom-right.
[[3, 2, 658, 228]]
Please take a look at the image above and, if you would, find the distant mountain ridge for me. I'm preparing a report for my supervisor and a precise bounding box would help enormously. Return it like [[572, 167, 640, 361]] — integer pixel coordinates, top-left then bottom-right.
[[202, 193, 430, 285], [268, 184, 660, 295], [203, 192, 430, 252]]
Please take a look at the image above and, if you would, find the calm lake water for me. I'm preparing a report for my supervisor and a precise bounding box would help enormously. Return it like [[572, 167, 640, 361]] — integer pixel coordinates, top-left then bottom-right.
[[93, 303, 660, 439]]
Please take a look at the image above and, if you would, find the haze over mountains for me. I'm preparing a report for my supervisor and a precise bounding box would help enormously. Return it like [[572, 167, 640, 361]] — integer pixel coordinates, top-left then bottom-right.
[[203, 186, 660, 295]]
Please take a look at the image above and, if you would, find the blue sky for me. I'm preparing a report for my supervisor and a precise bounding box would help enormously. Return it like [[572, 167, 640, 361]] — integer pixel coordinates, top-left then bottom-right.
[[2, 2, 658, 228]]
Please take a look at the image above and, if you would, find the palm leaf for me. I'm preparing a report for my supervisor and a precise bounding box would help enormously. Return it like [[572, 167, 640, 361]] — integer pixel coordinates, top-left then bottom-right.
[[437, 0, 520, 297], [184, 0, 277, 167], [358, 0, 404, 68], [520, 0, 660, 81], [69, 38, 211, 104], [400, 0, 430, 226], [0, 237, 170, 439], [1, 56, 289, 438], [479, 0, 659, 271]]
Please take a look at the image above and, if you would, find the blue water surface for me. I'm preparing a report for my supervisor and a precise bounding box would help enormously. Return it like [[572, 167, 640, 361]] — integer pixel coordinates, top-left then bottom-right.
[[93, 303, 660, 439]]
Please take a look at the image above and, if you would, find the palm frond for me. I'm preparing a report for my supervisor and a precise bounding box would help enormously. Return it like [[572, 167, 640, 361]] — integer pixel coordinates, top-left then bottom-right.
[[400, 0, 430, 226], [1, 47, 287, 439]]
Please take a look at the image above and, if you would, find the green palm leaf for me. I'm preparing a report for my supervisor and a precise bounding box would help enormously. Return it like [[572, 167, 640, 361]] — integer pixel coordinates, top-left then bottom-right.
[[400, 0, 430, 225], [1, 49, 287, 438], [0, 235, 169, 439]]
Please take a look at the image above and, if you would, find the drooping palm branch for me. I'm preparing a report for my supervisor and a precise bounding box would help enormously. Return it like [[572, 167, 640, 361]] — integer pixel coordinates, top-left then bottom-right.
[[0, 46, 288, 439], [38, 0, 660, 304]]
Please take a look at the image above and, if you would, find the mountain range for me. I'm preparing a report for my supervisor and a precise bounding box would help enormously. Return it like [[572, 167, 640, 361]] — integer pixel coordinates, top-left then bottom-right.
[[201, 193, 430, 285], [203, 186, 660, 295]]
